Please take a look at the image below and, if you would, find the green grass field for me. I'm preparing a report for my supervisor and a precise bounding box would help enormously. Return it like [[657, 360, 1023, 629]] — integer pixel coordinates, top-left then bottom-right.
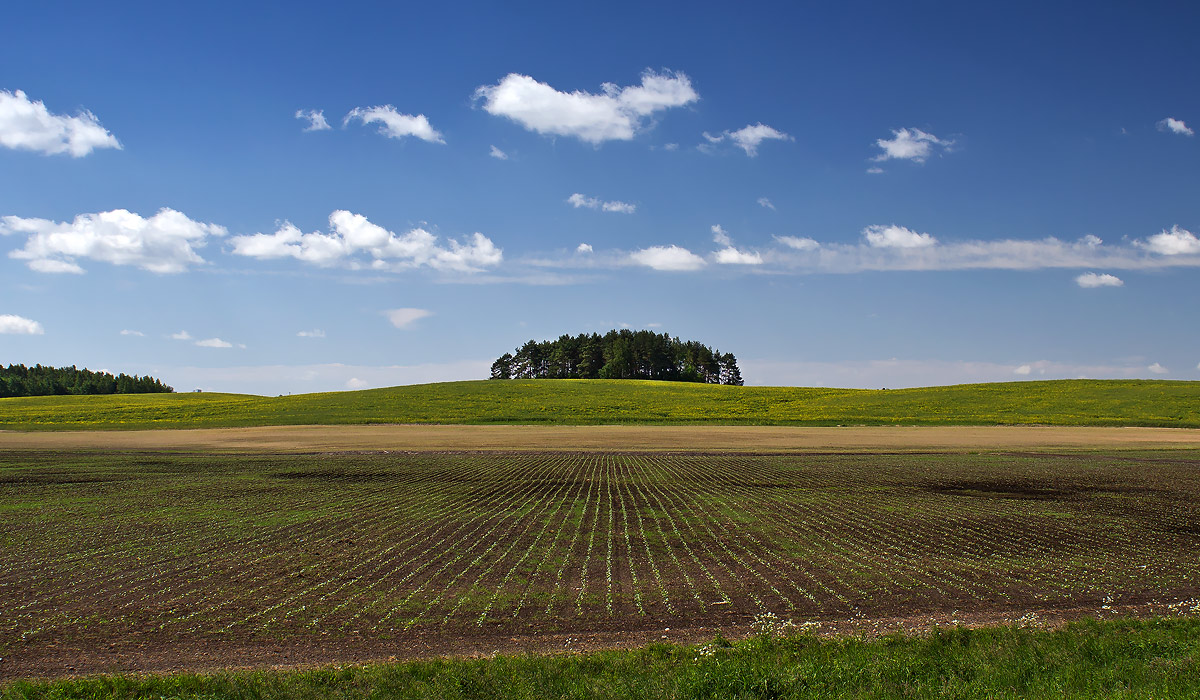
[[2, 378, 1199, 430], [7, 618, 1200, 699]]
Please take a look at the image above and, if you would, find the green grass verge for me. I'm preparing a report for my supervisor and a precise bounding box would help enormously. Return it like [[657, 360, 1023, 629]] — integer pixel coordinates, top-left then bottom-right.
[[1, 379, 1199, 430], [5, 618, 1200, 699]]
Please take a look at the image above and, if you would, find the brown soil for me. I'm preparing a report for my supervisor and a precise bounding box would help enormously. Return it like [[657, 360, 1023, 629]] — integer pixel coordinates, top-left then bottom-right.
[[4, 424, 1200, 454]]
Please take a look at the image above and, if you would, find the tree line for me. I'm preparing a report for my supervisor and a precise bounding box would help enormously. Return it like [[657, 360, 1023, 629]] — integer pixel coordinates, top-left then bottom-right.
[[0, 364, 174, 397], [490, 330, 743, 385]]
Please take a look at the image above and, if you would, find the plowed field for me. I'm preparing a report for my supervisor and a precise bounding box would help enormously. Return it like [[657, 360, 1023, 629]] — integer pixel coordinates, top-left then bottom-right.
[[3, 448, 1200, 679]]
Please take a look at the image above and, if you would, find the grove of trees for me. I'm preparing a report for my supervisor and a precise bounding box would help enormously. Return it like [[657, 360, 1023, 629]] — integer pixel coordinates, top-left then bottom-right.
[[0, 364, 174, 397], [490, 330, 743, 385]]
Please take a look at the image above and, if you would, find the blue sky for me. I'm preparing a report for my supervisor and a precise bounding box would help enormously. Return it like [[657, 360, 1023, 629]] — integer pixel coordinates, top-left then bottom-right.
[[2, 1, 1198, 393]]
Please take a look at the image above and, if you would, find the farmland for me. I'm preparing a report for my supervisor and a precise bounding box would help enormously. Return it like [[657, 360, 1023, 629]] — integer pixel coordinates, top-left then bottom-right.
[[3, 445, 1199, 680], [2, 378, 1199, 430]]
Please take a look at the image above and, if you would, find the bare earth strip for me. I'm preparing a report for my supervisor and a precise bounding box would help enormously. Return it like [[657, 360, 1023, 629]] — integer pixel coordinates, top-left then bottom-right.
[[4, 424, 1200, 453]]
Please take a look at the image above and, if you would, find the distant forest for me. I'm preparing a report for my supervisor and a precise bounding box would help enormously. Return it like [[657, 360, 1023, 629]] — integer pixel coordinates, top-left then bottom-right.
[[490, 330, 743, 385], [0, 364, 174, 398]]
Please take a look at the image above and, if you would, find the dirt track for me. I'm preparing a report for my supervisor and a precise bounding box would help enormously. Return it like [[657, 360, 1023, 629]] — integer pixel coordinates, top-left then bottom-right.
[[4, 424, 1200, 453]]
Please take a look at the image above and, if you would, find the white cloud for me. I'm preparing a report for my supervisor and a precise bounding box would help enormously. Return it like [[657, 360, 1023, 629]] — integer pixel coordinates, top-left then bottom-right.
[[489, 145, 508, 159], [171, 330, 193, 341], [872, 128, 954, 163], [229, 210, 502, 273], [567, 193, 636, 213], [150, 360, 491, 395], [195, 337, 233, 348], [475, 69, 697, 144], [576, 243, 593, 254], [119, 329, 145, 336], [714, 247, 763, 265], [385, 308, 433, 329], [1, 208, 226, 274], [711, 224, 731, 246], [1148, 362, 1168, 374], [1080, 234, 1103, 247], [0, 314, 44, 335], [863, 224, 937, 248], [0, 89, 121, 157], [294, 109, 331, 131], [774, 235, 820, 251], [866, 166, 885, 174], [1014, 364, 1032, 375], [1139, 226, 1200, 255], [630, 245, 707, 271], [297, 329, 326, 338], [1075, 272, 1123, 288], [1157, 117, 1194, 136], [703, 123, 792, 156], [757, 197, 775, 210], [346, 377, 368, 389], [344, 105, 445, 144]]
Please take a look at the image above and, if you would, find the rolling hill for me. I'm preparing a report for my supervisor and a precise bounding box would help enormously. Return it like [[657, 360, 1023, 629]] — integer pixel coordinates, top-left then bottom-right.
[[1, 378, 1198, 430]]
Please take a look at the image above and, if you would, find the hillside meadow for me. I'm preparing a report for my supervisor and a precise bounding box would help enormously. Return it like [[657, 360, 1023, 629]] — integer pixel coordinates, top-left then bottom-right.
[[1, 378, 1198, 430]]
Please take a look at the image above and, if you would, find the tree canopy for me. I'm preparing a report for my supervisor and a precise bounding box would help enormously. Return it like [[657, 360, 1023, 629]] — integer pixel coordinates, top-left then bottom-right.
[[0, 364, 174, 398], [490, 330, 743, 385]]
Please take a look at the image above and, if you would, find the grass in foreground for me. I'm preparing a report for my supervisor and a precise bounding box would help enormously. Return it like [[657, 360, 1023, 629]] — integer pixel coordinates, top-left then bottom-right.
[[5, 618, 1200, 699], [1, 378, 1199, 430]]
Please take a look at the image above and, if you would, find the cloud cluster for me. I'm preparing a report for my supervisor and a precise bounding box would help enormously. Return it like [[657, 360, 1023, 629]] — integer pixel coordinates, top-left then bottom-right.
[[294, 109, 331, 131], [384, 308, 432, 329], [1139, 226, 1200, 255], [229, 210, 501, 272], [567, 193, 635, 213], [872, 127, 954, 164], [703, 123, 792, 156], [1158, 117, 1194, 136], [0, 89, 121, 157], [863, 224, 936, 248], [1075, 272, 1123, 288], [475, 70, 698, 144], [1, 208, 226, 274], [344, 105, 444, 143], [0, 314, 44, 335], [630, 245, 706, 271]]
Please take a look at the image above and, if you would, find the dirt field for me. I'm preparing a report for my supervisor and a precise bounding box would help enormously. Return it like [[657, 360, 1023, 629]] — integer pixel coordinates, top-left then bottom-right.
[[3, 440, 1199, 680], [4, 423, 1200, 453]]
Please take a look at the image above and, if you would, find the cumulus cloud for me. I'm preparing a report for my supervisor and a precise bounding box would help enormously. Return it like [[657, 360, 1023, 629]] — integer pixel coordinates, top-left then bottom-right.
[[1148, 362, 1168, 374], [0, 208, 226, 274], [711, 224, 732, 246], [714, 247, 763, 265], [1157, 117, 1194, 136], [703, 123, 792, 156], [119, 329, 144, 336], [1014, 364, 1032, 375], [195, 337, 233, 348], [229, 210, 502, 273], [872, 128, 954, 163], [774, 235, 820, 251], [171, 331, 193, 341], [863, 224, 937, 248], [475, 69, 697, 144], [630, 245, 706, 271], [576, 243, 593, 254], [757, 197, 775, 210], [344, 105, 445, 143], [346, 377, 369, 389], [567, 193, 636, 213], [489, 145, 508, 159], [1076, 272, 1123, 288], [294, 109, 331, 131], [297, 329, 325, 338], [0, 89, 121, 157], [0, 314, 44, 335], [1139, 226, 1200, 255], [385, 308, 433, 329]]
